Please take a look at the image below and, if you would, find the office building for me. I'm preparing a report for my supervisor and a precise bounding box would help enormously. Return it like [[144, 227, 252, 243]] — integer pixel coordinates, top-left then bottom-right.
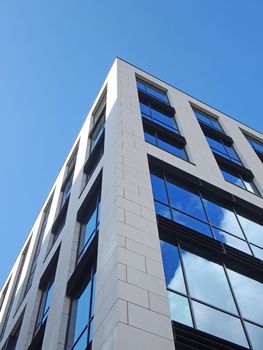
[[0, 58, 263, 350]]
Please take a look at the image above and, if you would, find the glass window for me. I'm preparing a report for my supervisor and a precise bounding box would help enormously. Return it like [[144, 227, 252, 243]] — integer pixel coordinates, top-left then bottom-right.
[[154, 201, 172, 219], [77, 193, 100, 263], [35, 279, 54, 331], [193, 108, 223, 132], [213, 228, 251, 255], [168, 292, 193, 327], [150, 171, 263, 258], [5, 323, 21, 350], [160, 241, 186, 293], [221, 168, 259, 194], [90, 116, 105, 152], [245, 321, 263, 350], [203, 198, 244, 239], [150, 174, 168, 205], [192, 301, 248, 347], [237, 214, 263, 247], [140, 102, 177, 131], [24, 201, 52, 296], [227, 268, 263, 325], [144, 130, 157, 145], [172, 209, 212, 237], [167, 181, 207, 221], [247, 136, 263, 159], [157, 136, 188, 160], [137, 79, 169, 103], [181, 250, 237, 313], [206, 135, 242, 165], [144, 128, 187, 160], [160, 243, 260, 348], [67, 271, 96, 350], [0, 245, 29, 340], [250, 245, 263, 260]]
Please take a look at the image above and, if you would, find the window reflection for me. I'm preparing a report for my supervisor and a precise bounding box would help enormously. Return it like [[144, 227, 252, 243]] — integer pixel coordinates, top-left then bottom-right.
[[68, 271, 96, 350], [168, 291, 192, 327], [160, 242, 263, 348], [140, 102, 176, 131], [160, 241, 185, 293], [203, 198, 244, 239], [245, 321, 263, 350], [192, 301, 248, 347], [227, 269, 263, 325], [167, 181, 206, 221], [77, 195, 100, 263], [193, 109, 223, 132], [150, 171, 263, 259], [181, 250, 237, 313], [237, 215, 263, 247], [137, 79, 169, 103]]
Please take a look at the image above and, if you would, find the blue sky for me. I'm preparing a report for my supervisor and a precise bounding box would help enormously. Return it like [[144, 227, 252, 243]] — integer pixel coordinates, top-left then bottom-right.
[[0, 0, 262, 287]]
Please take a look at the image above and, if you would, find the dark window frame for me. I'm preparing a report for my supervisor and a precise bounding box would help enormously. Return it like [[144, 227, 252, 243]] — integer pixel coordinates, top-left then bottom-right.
[[23, 196, 53, 298], [149, 155, 263, 261], [30, 247, 60, 350], [160, 237, 262, 350], [136, 78, 170, 104], [246, 134, 263, 162], [220, 165, 260, 196], [193, 107, 224, 133], [84, 130, 104, 184], [143, 118, 188, 161], [66, 239, 98, 350]]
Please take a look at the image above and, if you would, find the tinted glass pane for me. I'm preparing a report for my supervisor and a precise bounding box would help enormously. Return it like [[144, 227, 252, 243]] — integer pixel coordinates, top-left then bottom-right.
[[140, 102, 151, 116], [237, 215, 263, 247], [146, 86, 168, 103], [227, 269, 263, 325], [74, 281, 91, 343], [91, 117, 104, 151], [194, 110, 212, 127], [160, 241, 186, 293], [172, 210, 212, 237], [91, 273, 96, 317], [206, 136, 226, 155], [43, 282, 53, 318], [181, 250, 237, 313], [245, 321, 263, 350], [84, 209, 97, 244], [211, 119, 223, 132], [144, 131, 156, 145], [213, 228, 251, 255], [243, 179, 258, 194], [136, 80, 146, 92], [192, 301, 248, 347], [157, 138, 187, 160], [221, 169, 245, 188], [150, 174, 168, 204], [250, 138, 263, 154], [167, 181, 207, 221], [225, 145, 240, 162], [251, 245, 263, 260], [72, 328, 88, 350], [167, 291, 193, 327], [203, 199, 244, 238], [154, 201, 172, 219], [151, 108, 175, 129], [89, 318, 94, 343]]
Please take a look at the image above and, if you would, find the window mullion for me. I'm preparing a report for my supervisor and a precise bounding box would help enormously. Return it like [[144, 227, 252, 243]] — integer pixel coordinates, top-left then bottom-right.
[[199, 191, 215, 239], [223, 263, 253, 349], [177, 243, 197, 329]]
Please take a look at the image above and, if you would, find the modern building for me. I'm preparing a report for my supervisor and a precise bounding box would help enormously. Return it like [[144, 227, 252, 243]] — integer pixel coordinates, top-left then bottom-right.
[[0, 58, 263, 350]]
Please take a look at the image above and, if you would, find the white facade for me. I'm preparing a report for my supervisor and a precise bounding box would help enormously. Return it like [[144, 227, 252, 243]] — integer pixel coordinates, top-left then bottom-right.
[[0, 58, 263, 350]]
